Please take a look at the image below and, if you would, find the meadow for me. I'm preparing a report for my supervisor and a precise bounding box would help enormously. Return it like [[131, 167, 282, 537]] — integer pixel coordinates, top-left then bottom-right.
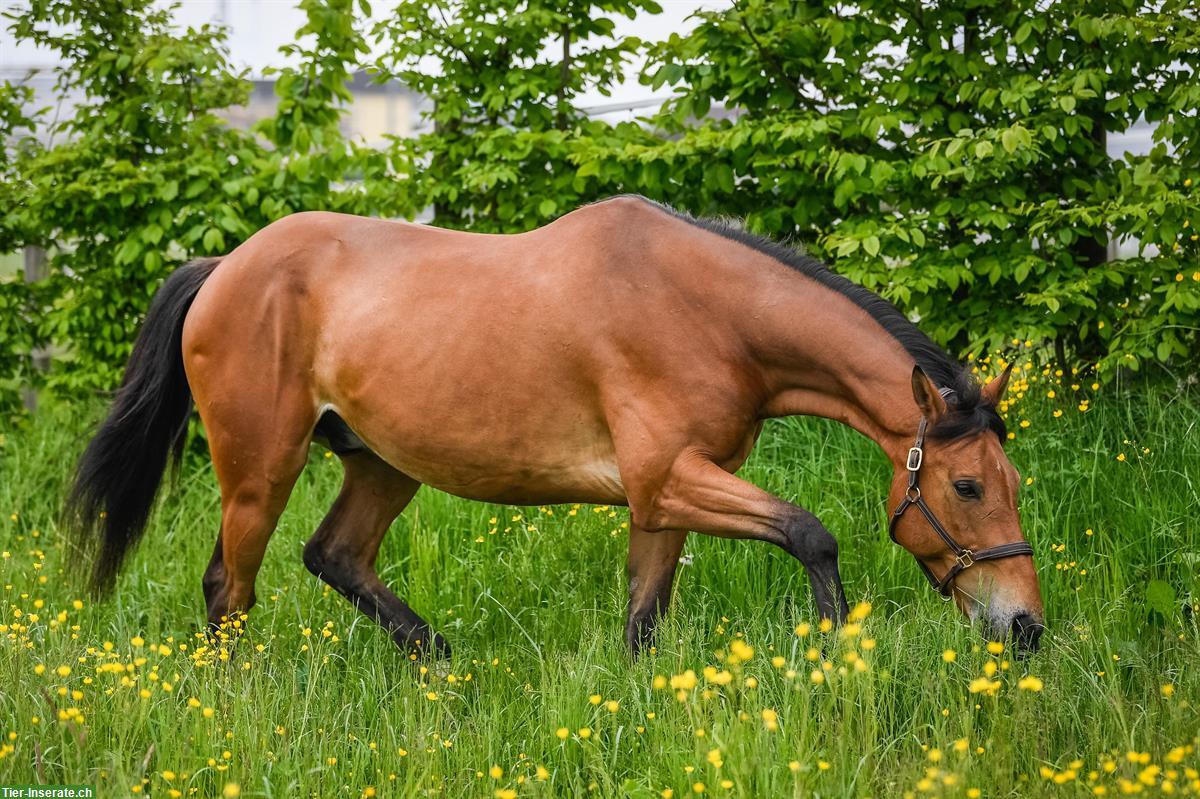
[[0, 369, 1197, 798]]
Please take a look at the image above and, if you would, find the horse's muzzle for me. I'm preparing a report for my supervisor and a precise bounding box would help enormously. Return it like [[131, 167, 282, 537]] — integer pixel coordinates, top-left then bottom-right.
[[1011, 612, 1044, 655]]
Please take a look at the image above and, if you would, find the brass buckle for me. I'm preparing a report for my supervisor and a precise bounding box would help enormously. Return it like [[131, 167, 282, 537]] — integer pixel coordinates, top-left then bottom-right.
[[906, 446, 923, 471], [955, 550, 975, 569]]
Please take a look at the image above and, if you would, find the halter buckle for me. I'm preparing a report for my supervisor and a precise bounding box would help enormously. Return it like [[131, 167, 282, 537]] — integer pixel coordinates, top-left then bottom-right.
[[904, 485, 921, 501], [906, 446, 923, 472], [955, 550, 975, 569]]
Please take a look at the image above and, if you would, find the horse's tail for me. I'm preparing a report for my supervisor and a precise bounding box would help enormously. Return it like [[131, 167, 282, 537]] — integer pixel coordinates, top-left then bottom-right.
[[65, 257, 222, 594]]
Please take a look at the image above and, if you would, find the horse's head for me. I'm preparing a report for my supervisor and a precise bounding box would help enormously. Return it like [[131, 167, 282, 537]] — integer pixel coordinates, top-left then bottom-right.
[[887, 365, 1044, 654]]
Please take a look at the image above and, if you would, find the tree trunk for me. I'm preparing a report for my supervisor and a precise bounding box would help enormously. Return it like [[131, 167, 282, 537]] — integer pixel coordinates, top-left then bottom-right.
[[22, 245, 49, 412]]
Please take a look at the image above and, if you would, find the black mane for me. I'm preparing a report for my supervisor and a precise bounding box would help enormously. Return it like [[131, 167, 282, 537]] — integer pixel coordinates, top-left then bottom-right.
[[623, 196, 1006, 443]]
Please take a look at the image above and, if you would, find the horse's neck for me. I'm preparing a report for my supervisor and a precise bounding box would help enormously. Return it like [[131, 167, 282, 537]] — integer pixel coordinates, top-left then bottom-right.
[[743, 268, 920, 464]]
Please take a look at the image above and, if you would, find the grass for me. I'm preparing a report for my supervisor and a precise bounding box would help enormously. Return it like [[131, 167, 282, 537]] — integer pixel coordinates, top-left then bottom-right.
[[0, 373, 1198, 798]]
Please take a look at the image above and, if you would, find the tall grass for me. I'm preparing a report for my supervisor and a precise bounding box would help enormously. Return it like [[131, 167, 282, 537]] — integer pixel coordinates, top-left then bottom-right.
[[1, 383, 1197, 797]]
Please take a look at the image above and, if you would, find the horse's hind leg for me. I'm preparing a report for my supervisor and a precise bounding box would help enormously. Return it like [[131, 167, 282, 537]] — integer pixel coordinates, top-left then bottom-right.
[[200, 402, 314, 627], [303, 449, 448, 657]]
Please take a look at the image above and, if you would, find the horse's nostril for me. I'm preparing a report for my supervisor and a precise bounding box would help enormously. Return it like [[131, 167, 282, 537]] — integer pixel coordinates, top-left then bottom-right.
[[1011, 612, 1044, 653]]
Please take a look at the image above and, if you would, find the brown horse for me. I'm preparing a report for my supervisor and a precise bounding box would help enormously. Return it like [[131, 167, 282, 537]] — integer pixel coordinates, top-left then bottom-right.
[[66, 195, 1044, 656]]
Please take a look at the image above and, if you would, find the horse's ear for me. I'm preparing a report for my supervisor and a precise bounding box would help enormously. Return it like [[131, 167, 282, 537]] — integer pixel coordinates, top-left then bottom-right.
[[981, 364, 1013, 406], [911, 366, 947, 421]]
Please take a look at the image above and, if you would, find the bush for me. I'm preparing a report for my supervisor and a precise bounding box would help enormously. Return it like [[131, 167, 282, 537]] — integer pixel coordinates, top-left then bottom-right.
[[2, 0, 1197, 413]]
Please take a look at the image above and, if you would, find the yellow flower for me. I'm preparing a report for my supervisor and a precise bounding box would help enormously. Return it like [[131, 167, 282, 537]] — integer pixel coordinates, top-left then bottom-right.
[[810, 670, 825, 685], [489, 766, 503, 779], [221, 784, 240, 799], [818, 761, 830, 770], [692, 783, 705, 794], [56, 665, 71, 678], [202, 707, 215, 718], [131, 636, 145, 647], [848, 601, 872, 622], [1161, 684, 1175, 697], [579, 727, 592, 739], [555, 727, 569, 740], [728, 639, 754, 662], [706, 748, 723, 768], [968, 677, 1001, 695], [670, 670, 698, 691], [588, 694, 602, 705], [1018, 675, 1044, 692], [794, 622, 811, 637], [662, 791, 675, 799], [605, 700, 619, 713], [703, 667, 733, 685], [986, 641, 1004, 655], [652, 675, 668, 689], [788, 761, 800, 772], [495, 790, 517, 799], [819, 618, 833, 633], [536, 765, 549, 781], [1116, 453, 1126, 462], [34, 664, 45, 676], [942, 649, 957, 663], [761, 708, 779, 732]]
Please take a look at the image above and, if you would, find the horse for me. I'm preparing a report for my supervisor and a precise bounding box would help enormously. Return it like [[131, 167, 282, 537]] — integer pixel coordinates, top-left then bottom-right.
[[65, 195, 1044, 657]]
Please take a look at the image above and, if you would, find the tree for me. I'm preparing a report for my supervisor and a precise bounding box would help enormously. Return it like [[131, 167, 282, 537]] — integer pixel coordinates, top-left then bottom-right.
[[371, 0, 661, 231], [5, 0, 267, 394], [581, 0, 1200, 373]]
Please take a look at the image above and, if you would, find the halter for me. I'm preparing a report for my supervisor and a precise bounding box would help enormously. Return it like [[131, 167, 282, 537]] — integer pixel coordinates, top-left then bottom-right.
[[888, 391, 1035, 599]]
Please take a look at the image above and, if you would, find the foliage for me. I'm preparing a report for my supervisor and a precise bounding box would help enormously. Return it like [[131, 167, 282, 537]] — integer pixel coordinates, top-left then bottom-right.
[[0, 0, 384, 402], [579, 0, 1200, 372], [371, 0, 660, 230], [3, 0, 266, 395], [0, 82, 40, 411], [2, 0, 1200, 410]]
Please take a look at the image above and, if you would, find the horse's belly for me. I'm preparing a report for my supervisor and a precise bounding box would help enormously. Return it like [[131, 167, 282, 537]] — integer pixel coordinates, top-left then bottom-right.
[[381, 447, 626, 506], [323, 406, 628, 505]]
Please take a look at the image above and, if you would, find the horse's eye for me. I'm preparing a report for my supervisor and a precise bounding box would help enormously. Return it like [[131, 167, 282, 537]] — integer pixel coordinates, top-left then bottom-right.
[[954, 480, 981, 499]]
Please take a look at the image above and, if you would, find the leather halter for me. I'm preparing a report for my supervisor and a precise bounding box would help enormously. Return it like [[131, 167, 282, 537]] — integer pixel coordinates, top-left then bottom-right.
[[888, 394, 1035, 599]]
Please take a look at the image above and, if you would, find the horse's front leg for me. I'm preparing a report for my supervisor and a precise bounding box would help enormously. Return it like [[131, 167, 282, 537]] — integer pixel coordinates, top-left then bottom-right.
[[626, 450, 850, 638]]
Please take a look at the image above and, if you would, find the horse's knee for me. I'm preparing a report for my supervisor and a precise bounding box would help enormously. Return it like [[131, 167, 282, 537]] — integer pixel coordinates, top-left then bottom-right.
[[783, 511, 838, 565]]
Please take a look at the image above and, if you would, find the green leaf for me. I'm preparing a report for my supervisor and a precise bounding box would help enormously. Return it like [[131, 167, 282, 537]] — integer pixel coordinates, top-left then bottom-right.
[[863, 235, 880, 257], [538, 198, 557, 217], [1061, 95, 1077, 113], [1001, 128, 1019, 154], [1145, 580, 1176, 618]]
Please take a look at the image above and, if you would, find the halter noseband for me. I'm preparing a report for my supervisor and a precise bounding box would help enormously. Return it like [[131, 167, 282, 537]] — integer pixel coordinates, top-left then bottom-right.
[[888, 391, 1035, 599]]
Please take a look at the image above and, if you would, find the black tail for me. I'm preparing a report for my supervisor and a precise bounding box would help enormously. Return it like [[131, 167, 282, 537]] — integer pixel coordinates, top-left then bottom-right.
[[65, 257, 221, 594]]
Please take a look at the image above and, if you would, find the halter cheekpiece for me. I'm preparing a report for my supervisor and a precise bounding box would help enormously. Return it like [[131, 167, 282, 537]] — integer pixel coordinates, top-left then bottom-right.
[[888, 388, 1035, 599]]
